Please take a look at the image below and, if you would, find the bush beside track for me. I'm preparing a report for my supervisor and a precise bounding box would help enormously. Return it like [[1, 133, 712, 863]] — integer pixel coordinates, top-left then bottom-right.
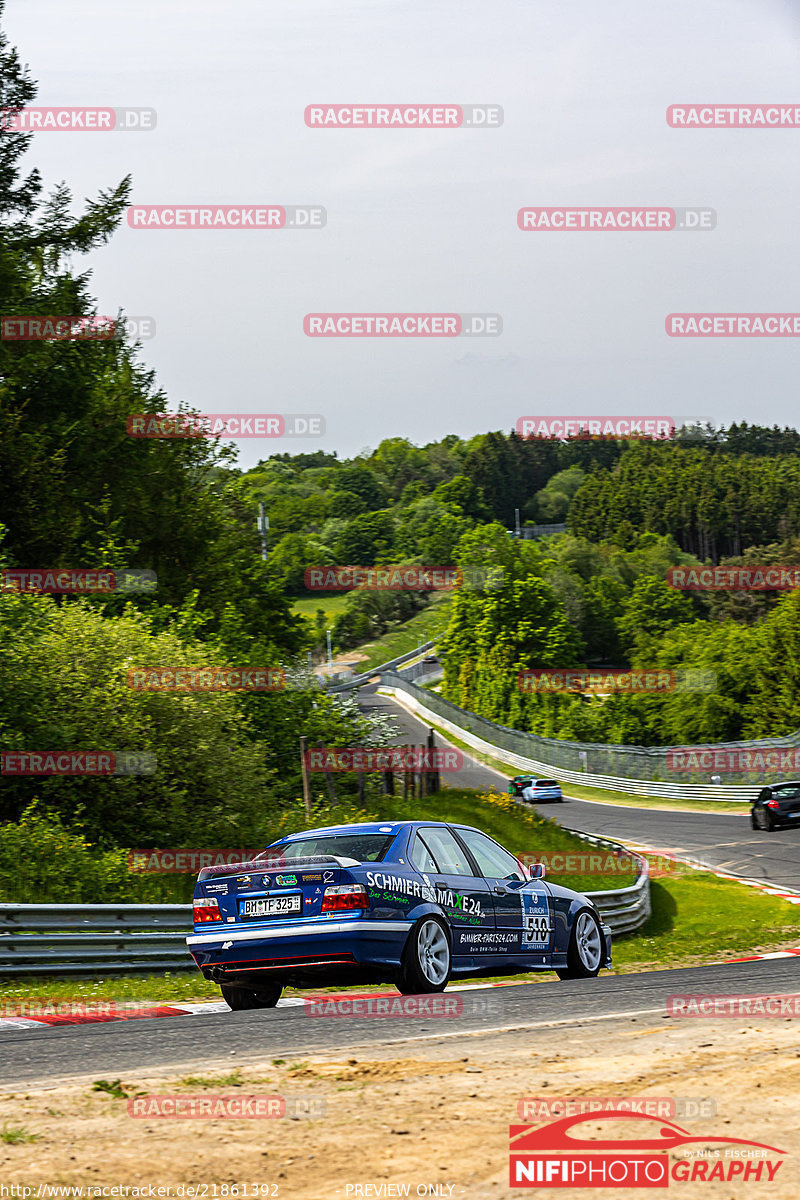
[[0, 789, 637, 905]]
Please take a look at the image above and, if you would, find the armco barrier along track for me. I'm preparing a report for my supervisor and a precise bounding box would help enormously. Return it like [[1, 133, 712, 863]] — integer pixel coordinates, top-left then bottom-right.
[[0, 904, 192, 976], [377, 674, 763, 801], [0, 841, 649, 975]]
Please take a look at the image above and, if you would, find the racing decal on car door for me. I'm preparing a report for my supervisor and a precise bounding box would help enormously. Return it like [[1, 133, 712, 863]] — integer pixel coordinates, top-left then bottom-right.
[[520, 891, 551, 950]]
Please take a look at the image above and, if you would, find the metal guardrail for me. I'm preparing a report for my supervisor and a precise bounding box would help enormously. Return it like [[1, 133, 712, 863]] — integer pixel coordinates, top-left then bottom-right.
[[0, 904, 193, 975], [378, 676, 763, 801], [569, 829, 651, 935], [395, 659, 443, 685]]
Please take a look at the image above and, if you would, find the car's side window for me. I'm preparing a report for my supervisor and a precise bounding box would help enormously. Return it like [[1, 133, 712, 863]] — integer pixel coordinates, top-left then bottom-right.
[[418, 826, 474, 876], [457, 828, 526, 881], [411, 833, 439, 873]]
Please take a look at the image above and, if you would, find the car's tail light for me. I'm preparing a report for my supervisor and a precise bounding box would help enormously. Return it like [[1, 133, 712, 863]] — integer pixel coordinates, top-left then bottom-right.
[[320, 884, 368, 912], [193, 897, 223, 923], [767, 800, 780, 810]]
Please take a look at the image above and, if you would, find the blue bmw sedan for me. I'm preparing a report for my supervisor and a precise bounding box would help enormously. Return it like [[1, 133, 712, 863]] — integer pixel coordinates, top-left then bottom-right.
[[187, 820, 612, 1010]]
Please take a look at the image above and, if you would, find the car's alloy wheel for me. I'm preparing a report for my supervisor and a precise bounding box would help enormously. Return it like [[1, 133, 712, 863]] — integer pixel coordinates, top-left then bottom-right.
[[556, 909, 603, 980], [220, 983, 283, 1010], [397, 917, 451, 993]]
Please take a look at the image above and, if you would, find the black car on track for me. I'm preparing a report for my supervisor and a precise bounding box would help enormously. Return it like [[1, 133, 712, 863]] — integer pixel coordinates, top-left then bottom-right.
[[751, 781, 800, 831]]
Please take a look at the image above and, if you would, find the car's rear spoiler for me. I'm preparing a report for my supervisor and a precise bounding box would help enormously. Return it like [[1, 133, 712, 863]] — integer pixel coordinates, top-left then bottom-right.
[[197, 853, 360, 880]]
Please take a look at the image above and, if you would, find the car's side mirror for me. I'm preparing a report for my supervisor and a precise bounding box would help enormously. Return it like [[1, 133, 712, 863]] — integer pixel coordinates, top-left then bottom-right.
[[529, 863, 546, 879]]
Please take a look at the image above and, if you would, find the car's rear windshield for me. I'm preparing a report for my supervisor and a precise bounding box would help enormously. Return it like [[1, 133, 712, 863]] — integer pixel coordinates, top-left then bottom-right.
[[534, 779, 558, 787], [269, 833, 396, 863]]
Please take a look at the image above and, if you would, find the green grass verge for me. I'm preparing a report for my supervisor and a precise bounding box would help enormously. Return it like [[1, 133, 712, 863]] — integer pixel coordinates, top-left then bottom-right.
[[559, 778, 749, 815], [290, 593, 451, 673], [354, 595, 452, 671], [291, 594, 350, 622], [612, 872, 800, 970], [407, 712, 750, 814], [0, 972, 222, 1005]]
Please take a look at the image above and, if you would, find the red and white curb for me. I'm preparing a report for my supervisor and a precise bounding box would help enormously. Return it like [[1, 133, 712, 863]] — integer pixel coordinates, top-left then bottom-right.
[[0, 980, 518, 1032]]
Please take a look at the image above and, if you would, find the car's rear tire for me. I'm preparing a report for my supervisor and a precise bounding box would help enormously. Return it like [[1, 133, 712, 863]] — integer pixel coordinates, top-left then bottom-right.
[[397, 916, 451, 994], [750, 812, 759, 830], [556, 909, 603, 980], [757, 809, 776, 832], [220, 983, 283, 1010]]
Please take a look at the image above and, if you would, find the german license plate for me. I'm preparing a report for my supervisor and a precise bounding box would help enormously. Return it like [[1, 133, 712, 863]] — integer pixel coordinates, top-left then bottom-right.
[[240, 894, 301, 918]]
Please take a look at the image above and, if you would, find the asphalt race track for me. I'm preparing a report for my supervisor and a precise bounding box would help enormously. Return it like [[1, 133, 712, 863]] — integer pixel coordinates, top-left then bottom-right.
[[2, 958, 799, 1087], [358, 686, 800, 891]]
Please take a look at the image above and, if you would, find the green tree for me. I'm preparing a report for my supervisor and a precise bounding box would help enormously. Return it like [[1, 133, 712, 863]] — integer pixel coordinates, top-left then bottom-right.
[[615, 577, 696, 658]]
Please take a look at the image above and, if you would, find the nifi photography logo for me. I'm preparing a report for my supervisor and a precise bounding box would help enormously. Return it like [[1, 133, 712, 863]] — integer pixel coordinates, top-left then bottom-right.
[[509, 1110, 785, 1187]]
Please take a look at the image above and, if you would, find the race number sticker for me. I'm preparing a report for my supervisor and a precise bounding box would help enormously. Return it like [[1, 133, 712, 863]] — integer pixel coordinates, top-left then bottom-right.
[[520, 891, 551, 950]]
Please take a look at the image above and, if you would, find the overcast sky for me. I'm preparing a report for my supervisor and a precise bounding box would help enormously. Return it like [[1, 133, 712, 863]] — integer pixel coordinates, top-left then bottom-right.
[[5, 0, 800, 466]]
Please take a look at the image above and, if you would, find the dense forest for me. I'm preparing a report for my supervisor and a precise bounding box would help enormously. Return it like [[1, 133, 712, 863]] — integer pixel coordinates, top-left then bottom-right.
[[233, 430, 800, 749], [3, 3, 800, 901]]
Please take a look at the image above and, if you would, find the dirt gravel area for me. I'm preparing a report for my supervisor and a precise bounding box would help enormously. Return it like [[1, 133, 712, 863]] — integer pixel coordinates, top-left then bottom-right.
[[1, 1015, 798, 1198]]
